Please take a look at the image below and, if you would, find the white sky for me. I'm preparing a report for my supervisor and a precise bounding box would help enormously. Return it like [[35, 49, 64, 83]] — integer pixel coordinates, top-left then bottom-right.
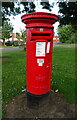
[[10, 0, 59, 35]]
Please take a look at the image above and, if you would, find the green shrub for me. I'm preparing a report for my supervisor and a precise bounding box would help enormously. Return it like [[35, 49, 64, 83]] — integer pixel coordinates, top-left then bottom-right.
[[71, 36, 75, 44], [65, 40, 74, 44], [19, 41, 25, 47], [58, 25, 75, 43], [14, 41, 19, 46]]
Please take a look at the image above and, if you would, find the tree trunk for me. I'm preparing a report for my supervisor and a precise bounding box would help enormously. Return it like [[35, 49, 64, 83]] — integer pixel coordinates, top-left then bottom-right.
[[3, 39, 5, 46]]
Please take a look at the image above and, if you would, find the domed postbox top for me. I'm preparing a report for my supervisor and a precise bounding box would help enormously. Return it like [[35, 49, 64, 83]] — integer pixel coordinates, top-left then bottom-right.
[[21, 12, 59, 28]]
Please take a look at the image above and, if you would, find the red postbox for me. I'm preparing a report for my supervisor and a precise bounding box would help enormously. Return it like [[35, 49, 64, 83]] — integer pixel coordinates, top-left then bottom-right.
[[21, 12, 58, 96]]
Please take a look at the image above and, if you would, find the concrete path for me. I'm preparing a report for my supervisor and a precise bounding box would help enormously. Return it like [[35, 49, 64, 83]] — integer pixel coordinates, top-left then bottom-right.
[[0, 47, 23, 52], [53, 43, 75, 47]]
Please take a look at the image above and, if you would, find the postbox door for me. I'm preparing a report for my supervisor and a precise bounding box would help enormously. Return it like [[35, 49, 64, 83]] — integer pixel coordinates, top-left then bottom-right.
[[35, 40, 52, 93], [27, 39, 52, 95]]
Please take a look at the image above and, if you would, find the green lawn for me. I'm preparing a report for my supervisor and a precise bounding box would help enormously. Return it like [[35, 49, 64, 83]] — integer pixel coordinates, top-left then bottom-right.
[[2, 49, 26, 104], [2, 46, 75, 105], [52, 46, 75, 103]]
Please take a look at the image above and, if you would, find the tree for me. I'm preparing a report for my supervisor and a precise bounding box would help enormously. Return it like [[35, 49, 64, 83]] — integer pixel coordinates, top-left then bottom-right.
[[58, 2, 77, 30], [16, 33, 21, 40], [1, 21, 13, 45], [1, 2, 16, 26], [40, 1, 54, 11], [21, 2, 35, 13], [58, 25, 75, 43], [20, 30, 26, 42], [1, 2, 36, 26], [1, 1, 54, 26]]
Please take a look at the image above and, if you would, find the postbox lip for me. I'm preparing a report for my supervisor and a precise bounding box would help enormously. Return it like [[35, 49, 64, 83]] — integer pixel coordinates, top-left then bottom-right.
[[21, 12, 58, 18], [21, 12, 59, 22]]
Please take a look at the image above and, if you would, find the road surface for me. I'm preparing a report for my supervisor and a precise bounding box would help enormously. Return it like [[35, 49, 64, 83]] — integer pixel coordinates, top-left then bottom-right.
[[0, 47, 23, 52]]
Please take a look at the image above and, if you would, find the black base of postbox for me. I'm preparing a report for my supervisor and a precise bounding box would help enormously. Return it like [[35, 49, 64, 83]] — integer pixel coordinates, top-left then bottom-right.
[[26, 91, 50, 109], [26, 90, 50, 97]]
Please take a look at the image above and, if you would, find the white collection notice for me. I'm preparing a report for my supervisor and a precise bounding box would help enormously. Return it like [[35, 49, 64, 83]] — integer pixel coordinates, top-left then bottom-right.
[[36, 42, 46, 57]]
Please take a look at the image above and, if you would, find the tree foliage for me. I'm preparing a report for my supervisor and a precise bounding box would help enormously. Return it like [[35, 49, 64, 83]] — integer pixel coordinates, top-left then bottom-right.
[[1, 2, 36, 25], [58, 25, 75, 43], [2, 2, 15, 25], [40, 2, 54, 11], [1, 1, 54, 26], [16, 33, 21, 40], [1, 21, 13, 45], [21, 2, 35, 13], [20, 29, 26, 42], [58, 2, 77, 29]]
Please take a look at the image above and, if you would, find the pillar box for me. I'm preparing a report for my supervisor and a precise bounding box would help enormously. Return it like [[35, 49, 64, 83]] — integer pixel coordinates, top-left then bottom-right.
[[21, 12, 58, 96]]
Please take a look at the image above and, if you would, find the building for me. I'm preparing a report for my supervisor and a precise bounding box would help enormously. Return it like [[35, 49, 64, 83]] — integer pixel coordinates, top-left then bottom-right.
[[53, 36, 60, 42]]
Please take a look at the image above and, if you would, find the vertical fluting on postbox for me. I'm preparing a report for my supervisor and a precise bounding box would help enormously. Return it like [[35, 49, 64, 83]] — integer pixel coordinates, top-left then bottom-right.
[[21, 12, 58, 96]]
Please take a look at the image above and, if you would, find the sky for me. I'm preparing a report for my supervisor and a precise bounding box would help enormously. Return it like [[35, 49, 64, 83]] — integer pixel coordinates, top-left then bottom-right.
[[10, 0, 59, 35]]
